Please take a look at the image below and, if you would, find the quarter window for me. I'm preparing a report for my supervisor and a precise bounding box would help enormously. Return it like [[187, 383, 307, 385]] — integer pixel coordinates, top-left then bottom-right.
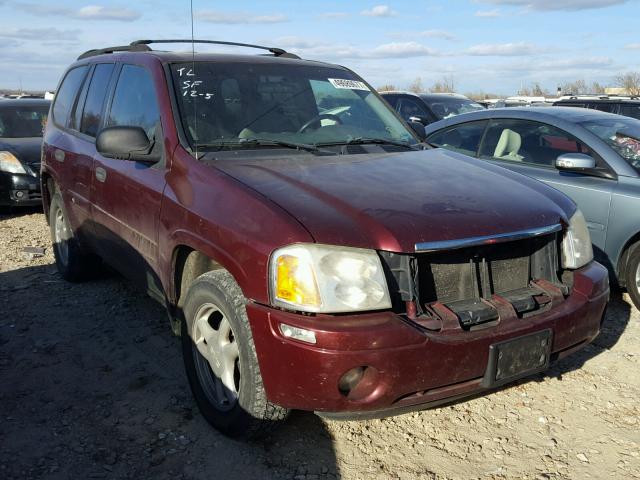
[[52, 66, 89, 128], [427, 121, 488, 156], [107, 65, 160, 139], [80, 64, 115, 137]]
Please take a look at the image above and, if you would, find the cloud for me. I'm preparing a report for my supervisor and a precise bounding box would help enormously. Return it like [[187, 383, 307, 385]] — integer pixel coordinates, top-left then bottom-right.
[[625, 43, 640, 50], [317, 12, 349, 19], [464, 42, 542, 56], [387, 29, 456, 41], [16, 3, 140, 21], [365, 42, 437, 58], [419, 30, 456, 40], [75, 5, 139, 20], [197, 10, 288, 24], [476, 0, 630, 11], [475, 9, 502, 17], [274, 41, 441, 60], [273, 36, 322, 49], [360, 5, 397, 17], [498, 57, 614, 73], [0, 28, 81, 41]]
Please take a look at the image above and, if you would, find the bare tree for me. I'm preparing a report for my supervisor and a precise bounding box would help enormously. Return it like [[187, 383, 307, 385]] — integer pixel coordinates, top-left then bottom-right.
[[464, 91, 500, 101], [615, 72, 640, 96], [517, 82, 550, 97], [408, 77, 424, 93], [429, 75, 455, 93], [377, 84, 397, 92], [561, 79, 589, 95], [591, 82, 606, 94]]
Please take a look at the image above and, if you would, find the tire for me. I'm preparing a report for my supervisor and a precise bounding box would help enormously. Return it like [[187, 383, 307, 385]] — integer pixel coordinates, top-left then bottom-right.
[[49, 191, 100, 281], [181, 270, 289, 438], [624, 246, 640, 311]]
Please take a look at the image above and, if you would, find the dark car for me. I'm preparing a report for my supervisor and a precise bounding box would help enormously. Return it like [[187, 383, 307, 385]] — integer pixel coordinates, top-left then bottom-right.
[[42, 40, 608, 438], [553, 95, 640, 120], [380, 91, 485, 126], [424, 107, 640, 309], [0, 99, 50, 207]]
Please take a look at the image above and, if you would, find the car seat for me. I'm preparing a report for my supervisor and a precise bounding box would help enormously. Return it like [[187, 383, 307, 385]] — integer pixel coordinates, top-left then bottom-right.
[[494, 129, 524, 161]]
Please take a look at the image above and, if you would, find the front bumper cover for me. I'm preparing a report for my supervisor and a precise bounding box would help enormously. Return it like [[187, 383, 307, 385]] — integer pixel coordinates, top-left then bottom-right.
[[247, 261, 609, 416]]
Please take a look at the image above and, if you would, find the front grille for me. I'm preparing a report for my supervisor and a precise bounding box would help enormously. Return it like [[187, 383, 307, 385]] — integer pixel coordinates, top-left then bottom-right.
[[418, 236, 553, 304], [380, 233, 567, 329]]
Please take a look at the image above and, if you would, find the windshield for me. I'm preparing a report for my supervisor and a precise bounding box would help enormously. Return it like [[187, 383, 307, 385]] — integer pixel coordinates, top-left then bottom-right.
[[0, 105, 49, 138], [423, 96, 485, 119], [580, 117, 640, 173], [170, 62, 415, 151]]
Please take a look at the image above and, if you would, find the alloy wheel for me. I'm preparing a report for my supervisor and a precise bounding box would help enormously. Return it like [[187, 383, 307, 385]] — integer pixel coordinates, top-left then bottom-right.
[[191, 303, 240, 411]]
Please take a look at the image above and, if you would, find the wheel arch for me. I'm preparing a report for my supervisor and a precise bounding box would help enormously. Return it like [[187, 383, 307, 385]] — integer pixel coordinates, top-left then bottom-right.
[[41, 172, 56, 224], [617, 232, 640, 288], [172, 245, 227, 311]]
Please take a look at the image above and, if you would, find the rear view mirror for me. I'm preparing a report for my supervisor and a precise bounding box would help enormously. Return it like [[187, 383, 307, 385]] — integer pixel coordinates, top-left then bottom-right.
[[408, 121, 427, 141], [555, 153, 596, 171], [96, 126, 157, 162], [409, 115, 430, 126]]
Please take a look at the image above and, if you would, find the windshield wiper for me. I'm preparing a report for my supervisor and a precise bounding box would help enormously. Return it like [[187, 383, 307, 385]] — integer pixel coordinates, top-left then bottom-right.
[[196, 138, 333, 154], [318, 137, 419, 150]]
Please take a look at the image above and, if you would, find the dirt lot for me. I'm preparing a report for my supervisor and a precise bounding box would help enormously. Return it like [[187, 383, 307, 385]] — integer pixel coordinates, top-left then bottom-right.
[[0, 209, 639, 480]]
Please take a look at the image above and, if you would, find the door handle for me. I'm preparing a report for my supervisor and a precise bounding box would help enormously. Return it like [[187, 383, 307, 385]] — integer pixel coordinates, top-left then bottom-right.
[[95, 167, 107, 183]]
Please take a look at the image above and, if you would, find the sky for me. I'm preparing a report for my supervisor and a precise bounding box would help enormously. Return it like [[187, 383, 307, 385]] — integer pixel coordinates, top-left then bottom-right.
[[0, 0, 639, 95]]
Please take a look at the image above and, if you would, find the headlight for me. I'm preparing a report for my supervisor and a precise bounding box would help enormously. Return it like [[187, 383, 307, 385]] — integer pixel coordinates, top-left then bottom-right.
[[0, 151, 26, 174], [561, 210, 593, 269], [270, 243, 392, 313]]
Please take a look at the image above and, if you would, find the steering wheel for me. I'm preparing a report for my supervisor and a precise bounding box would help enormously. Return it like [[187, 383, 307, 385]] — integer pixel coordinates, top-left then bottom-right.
[[297, 113, 343, 133]]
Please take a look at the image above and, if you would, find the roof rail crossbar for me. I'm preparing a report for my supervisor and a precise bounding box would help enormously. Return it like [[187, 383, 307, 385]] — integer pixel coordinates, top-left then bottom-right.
[[77, 43, 151, 60], [130, 39, 300, 58]]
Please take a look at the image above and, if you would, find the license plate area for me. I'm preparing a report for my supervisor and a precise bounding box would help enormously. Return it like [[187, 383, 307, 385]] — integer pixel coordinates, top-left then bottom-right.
[[481, 329, 552, 388]]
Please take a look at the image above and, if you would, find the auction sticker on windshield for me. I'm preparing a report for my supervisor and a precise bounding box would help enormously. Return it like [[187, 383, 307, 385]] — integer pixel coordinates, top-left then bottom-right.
[[328, 78, 369, 91]]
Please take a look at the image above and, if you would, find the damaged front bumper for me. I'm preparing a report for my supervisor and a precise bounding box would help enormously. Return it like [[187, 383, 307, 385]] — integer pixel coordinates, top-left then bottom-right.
[[247, 261, 609, 417]]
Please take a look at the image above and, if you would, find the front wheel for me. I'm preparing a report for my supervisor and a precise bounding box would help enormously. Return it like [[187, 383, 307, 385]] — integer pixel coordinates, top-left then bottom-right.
[[624, 247, 640, 311], [181, 270, 288, 438]]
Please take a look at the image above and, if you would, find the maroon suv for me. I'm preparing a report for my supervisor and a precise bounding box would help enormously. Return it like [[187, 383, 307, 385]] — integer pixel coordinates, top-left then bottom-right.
[[41, 40, 609, 437]]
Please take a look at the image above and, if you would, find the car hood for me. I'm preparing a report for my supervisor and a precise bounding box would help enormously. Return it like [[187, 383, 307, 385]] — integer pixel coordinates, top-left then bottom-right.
[[212, 148, 575, 253], [0, 137, 42, 166]]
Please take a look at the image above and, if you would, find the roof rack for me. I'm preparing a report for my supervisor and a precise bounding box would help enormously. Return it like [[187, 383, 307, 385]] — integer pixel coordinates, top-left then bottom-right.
[[78, 39, 300, 60], [77, 43, 151, 60], [558, 94, 640, 101]]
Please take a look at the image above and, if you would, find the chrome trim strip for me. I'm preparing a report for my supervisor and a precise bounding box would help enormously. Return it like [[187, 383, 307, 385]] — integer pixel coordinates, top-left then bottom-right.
[[414, 224, 563, 253]]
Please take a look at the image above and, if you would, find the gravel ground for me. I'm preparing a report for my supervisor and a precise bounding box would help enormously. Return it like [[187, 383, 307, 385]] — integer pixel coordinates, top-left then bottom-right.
[[1, 208, 639, 480]]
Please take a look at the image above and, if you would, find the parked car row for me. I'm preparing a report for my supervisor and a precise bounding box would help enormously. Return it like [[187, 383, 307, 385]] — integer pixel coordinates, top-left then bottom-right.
[[35, 40, 613, 438]]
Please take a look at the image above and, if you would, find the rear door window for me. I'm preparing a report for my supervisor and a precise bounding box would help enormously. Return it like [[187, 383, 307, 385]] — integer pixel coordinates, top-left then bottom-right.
[[80, 63, 115, 137], [426, 121, 488, 156], [396, 97, 432, 122], [106, 65, 160, 139], [52, 66, 89, 128]]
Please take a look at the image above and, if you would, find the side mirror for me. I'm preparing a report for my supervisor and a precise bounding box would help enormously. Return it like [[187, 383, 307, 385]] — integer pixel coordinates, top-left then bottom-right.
[[555, 153, 596, 171], [408, 121, 427, 141], [408, 115, 430, 126], [96, 126, 157, 162]]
